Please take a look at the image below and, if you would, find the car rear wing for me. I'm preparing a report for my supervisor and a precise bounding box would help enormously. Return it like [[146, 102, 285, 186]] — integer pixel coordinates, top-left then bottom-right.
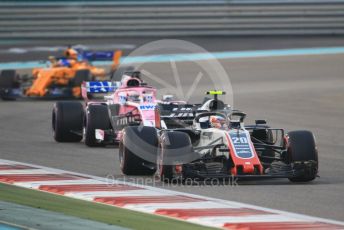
[[158, 104, 198, 128], [81, 51, 114, 61], [81, 81, 121, 101], [78, 49, 122, 71]]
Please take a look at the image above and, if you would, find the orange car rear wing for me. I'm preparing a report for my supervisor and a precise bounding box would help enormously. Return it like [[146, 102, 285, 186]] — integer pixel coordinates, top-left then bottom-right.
[[111, 50, 122, 71]]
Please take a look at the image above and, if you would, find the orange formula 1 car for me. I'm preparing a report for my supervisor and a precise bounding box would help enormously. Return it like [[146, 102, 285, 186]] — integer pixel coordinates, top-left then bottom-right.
[[0, 48, 122, 100]]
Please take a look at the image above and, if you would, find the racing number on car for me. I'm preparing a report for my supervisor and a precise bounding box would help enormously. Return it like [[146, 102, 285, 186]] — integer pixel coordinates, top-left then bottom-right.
[[229, 132, 253, 158], [232, 137, 248, 144]]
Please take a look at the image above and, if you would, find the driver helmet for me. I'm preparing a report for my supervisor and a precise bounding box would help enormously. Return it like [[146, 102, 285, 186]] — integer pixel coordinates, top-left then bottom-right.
[[59, 58, 71, 67], [209, 115, 227, 129], [48, 56, 58, 67], [127, 91, 141, 102], [143, 92, 154, 103], [64, 48, 78, 60]]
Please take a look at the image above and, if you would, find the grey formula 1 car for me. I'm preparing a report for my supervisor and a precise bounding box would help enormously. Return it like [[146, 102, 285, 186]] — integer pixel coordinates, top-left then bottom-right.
[[119, 91, 318, 183]]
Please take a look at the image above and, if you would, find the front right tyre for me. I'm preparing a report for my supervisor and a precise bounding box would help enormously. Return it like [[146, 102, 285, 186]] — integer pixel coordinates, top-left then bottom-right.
[[84, 104, 111, 147], [287, 130, 318, 182]]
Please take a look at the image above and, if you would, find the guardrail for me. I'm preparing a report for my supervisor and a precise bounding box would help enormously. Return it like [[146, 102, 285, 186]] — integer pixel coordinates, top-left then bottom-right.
[[0, 0, 343, 38]]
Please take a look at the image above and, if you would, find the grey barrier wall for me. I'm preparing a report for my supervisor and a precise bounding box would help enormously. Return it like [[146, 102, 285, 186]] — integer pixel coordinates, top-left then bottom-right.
[[0, 0, 344, 38]]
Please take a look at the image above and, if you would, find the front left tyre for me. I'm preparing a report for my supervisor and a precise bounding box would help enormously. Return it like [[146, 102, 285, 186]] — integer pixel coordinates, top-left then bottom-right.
[[52, 101, 84, 142], [119, 126, 158, 175], [157, 131, 193, 182]]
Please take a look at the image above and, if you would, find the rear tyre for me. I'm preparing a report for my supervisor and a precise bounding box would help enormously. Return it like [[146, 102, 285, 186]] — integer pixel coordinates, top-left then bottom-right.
[[287, 130, 318, 182], [158, 131, 193, 182], [119, 126, 158, 175], [52, 101, 83, 142], [70, 69, 91, 87], [85, 104, 111, 147]]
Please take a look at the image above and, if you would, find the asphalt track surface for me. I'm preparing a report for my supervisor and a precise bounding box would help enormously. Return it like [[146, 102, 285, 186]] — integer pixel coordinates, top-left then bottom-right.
[[0, 45, 344, 222]]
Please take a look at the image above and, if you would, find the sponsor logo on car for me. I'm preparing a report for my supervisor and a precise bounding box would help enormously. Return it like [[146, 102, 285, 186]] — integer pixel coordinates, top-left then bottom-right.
[[139, 104, 156, 110]]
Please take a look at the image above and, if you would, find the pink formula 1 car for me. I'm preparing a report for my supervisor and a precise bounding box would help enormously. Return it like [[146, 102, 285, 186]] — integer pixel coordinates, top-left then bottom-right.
[[52, 71, 160, 148]]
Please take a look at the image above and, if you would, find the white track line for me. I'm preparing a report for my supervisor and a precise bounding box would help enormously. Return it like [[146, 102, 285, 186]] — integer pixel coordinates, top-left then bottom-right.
[[68, 190, 166, 200], [0, 169, 55, 175], [124, 201, 241, 213], [14, 179, 106, 189]]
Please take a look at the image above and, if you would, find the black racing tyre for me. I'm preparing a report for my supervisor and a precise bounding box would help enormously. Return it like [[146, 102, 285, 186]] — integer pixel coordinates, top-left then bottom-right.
[[119, 126, 158, 175], [85, 104, 111, 147], [287, 130, 318, 182], [0, 69, 17, 88], [52, 101, 84, 142], [108, 103, 120, 146], [158, 131, 193, 182], [0, 69, 18, 101], [108, 103, 120, 129], [70, 69, 91, 87]]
